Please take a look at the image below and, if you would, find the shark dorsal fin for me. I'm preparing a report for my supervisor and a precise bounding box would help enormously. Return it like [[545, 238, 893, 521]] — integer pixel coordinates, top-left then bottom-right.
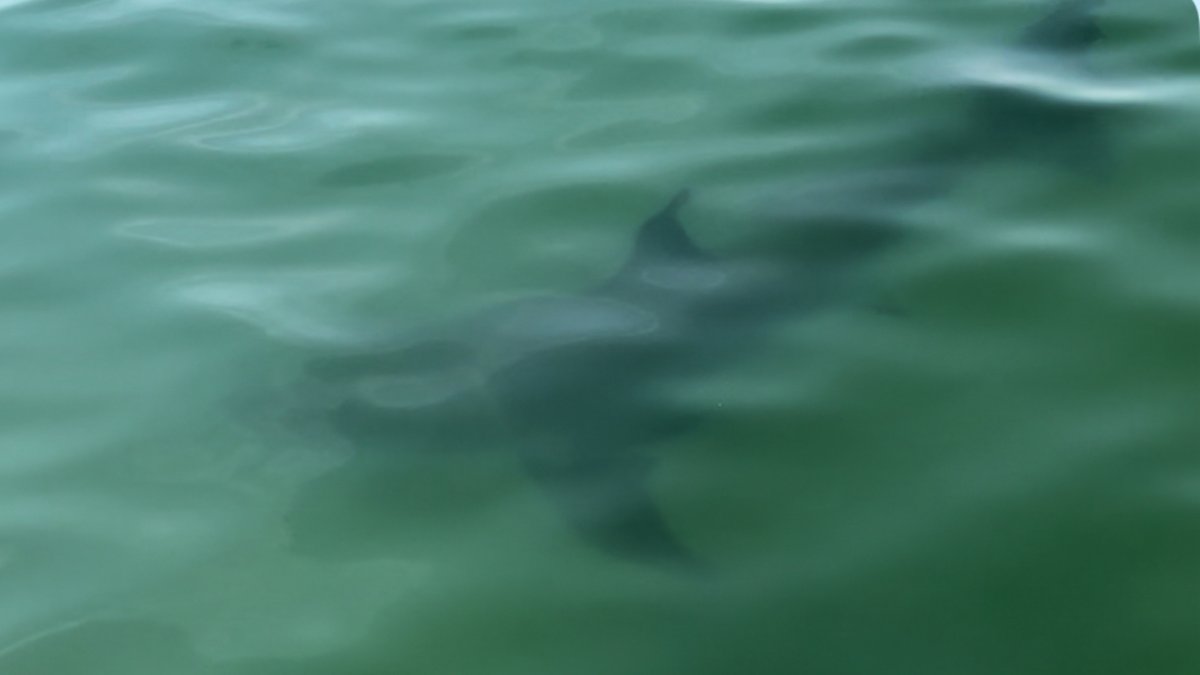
[[626, 189, 705, 266], [594, 190, 710, 294]]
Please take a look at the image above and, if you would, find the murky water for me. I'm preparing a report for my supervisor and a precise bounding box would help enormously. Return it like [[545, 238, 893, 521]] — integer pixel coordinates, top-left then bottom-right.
[[2, 0, 1200, 673]]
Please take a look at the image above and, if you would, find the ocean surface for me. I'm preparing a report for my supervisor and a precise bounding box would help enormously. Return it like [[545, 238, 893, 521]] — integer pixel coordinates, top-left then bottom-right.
[[2, 0, 1200, 673]]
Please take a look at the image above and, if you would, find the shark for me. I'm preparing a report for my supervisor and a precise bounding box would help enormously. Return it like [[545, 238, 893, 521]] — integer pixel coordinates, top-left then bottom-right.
[[287, 0, 1112, 569]]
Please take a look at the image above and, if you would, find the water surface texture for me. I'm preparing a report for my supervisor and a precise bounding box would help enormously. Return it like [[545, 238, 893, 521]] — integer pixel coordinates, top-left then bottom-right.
[[2, 0, 1200, 673]]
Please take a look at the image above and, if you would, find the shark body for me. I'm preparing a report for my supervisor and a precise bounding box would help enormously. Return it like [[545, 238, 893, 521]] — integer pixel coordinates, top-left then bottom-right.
[[291, 0, 1110, 568]]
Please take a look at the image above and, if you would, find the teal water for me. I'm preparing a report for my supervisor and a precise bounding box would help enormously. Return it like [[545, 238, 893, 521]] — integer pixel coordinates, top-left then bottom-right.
[[3, 0, 1200, 672]]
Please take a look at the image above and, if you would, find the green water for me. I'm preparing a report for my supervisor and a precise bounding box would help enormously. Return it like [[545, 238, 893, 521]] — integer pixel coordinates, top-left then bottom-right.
[[3, 0, 1200, 672]]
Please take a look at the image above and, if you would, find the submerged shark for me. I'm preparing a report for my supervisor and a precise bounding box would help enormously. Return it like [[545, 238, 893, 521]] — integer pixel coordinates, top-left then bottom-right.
[[289, 0, 1111, 568]]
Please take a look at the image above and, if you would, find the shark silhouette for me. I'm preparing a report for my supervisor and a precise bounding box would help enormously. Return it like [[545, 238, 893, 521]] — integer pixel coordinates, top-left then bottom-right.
[[289, 0, 1111, 568]]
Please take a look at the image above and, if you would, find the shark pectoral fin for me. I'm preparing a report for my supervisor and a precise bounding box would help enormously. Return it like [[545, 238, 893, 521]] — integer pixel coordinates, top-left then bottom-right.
[[522, 450, 703, 570]]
